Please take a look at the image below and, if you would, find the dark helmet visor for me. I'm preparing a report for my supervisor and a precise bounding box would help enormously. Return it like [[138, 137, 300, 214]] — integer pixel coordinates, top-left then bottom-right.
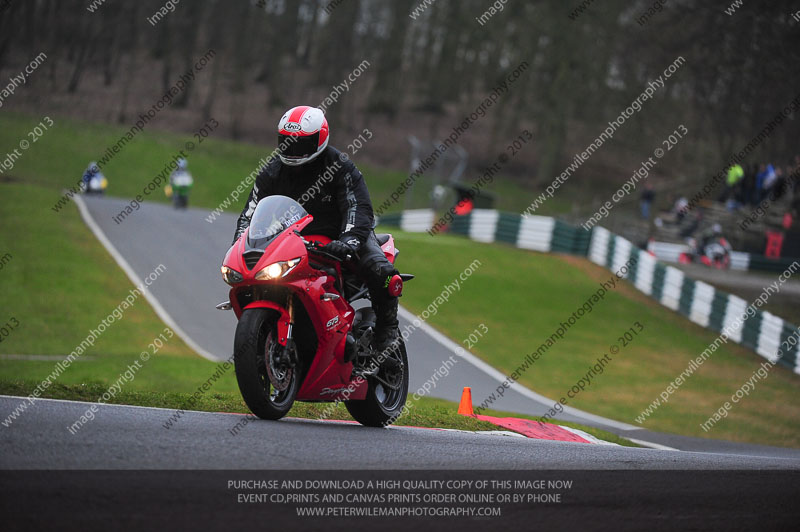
[[278, 132, 320, 159]]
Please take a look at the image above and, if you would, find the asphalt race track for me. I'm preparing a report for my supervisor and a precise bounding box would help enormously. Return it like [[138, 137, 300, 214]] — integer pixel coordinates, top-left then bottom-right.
[[2, 395, 799, 530], [3, 395, 800, 470]]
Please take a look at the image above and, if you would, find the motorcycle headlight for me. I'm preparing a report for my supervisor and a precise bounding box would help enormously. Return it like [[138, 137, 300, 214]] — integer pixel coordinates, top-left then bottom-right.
[[255, 258, 301, 280], [221, 266, 243, 285]]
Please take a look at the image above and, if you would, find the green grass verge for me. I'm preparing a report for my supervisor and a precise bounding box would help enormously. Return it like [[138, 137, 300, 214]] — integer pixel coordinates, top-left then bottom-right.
[[0, 183, 199, 360]]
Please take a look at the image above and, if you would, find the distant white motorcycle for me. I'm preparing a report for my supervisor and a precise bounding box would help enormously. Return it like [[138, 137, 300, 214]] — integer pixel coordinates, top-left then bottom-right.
[[83, 173, 108, 195]]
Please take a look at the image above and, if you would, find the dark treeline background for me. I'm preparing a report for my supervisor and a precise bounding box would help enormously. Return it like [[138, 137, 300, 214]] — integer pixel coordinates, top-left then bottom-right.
[[1, 0, 799, 194]]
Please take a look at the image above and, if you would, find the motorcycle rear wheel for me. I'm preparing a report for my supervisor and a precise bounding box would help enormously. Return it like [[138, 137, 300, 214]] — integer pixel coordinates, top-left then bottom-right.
[[234, 309, 299, 420], [345, 339, 409, 427]]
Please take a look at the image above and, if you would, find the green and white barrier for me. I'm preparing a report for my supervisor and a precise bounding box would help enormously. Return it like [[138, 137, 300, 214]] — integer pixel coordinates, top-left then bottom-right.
[[378, 209, 436, 233], [590, 226, 799, 373], [378, 209, 800, 373]]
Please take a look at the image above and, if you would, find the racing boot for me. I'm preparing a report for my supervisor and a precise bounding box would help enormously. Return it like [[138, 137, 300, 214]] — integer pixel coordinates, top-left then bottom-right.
[[372, 297, 402, 372]]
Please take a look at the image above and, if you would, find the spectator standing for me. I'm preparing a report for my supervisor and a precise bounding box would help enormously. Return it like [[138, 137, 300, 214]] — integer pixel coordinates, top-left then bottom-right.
[[640, 183, 655, 219], [722, 163, 744, 209], [756, 163, 778, 203]]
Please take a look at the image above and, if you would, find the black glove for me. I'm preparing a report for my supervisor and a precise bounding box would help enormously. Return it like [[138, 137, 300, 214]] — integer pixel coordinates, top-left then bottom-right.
[[321, 239, 356, 261]]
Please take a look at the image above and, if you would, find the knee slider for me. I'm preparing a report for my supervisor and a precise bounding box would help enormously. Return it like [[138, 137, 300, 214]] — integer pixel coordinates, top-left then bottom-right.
[[364, 260, 397, 293], [363, 256, 395, 280], [377, 261, 398, 279]]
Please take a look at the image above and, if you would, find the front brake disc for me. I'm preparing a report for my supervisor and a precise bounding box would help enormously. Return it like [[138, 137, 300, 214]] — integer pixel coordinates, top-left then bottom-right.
[[265, 342, 293, 392]]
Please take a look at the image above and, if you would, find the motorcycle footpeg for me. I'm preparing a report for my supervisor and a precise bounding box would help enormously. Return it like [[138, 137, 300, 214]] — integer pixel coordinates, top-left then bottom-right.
[[356, 328, 374, 356], [352, 363, 380, 379], [380, 356, 403, 374], [346, 326, 377, 367], [358, 327, 374, 346]]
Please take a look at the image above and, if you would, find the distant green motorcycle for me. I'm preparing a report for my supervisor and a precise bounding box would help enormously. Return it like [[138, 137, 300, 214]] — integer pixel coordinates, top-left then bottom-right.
[[167, 159, 194, 209]]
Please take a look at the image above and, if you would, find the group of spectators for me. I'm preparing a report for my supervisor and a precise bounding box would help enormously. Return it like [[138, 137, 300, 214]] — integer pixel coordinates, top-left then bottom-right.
[[650, 155, 800, 227], [642, 155, 800, 251], [719, 155, 800, 211]]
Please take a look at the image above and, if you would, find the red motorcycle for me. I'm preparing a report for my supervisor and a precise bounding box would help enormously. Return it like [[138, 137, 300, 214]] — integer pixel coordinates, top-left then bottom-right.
[[218, 196, 411, 426], [679, 236, 732, 269]]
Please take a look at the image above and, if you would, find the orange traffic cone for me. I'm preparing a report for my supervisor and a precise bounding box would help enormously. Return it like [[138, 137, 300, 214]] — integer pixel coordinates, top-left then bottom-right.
[[457, 387, 474, 416]]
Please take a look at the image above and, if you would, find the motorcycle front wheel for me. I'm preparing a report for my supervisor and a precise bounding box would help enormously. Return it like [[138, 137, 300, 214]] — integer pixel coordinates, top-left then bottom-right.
[[233, 308, 299, 420]]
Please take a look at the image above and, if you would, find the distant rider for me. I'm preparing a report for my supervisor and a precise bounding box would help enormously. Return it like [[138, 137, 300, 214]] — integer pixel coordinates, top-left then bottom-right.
[[169, 158, 194, 209], [698, 223, 724, 251], [82, 161, 107, 195]]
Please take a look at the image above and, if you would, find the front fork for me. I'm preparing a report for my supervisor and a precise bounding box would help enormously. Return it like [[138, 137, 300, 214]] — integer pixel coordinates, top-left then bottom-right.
[[243, 297, 297, 368], [275, 296, 298, 367]]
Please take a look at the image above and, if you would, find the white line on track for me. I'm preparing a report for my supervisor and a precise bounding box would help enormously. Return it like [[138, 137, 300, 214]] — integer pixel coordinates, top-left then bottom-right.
[[627, 438, 679, 451], [73, 194, 218, 361]]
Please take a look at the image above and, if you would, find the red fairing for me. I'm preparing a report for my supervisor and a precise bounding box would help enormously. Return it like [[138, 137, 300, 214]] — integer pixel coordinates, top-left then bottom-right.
[[242, 301, 291, 346], [223, 214, 383, 402]]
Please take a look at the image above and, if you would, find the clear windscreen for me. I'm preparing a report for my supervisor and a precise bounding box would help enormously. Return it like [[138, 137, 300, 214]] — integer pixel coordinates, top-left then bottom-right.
[[247, 195, 307, 247]]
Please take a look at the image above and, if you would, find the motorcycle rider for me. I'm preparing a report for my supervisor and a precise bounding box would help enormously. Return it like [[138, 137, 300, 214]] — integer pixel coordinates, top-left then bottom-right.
[[692, 222, 731, 266], [232, 106, 400, 359], [82, 161, 107, 195], [698, 223, 723, 251], [169, 158, 194, 209]]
